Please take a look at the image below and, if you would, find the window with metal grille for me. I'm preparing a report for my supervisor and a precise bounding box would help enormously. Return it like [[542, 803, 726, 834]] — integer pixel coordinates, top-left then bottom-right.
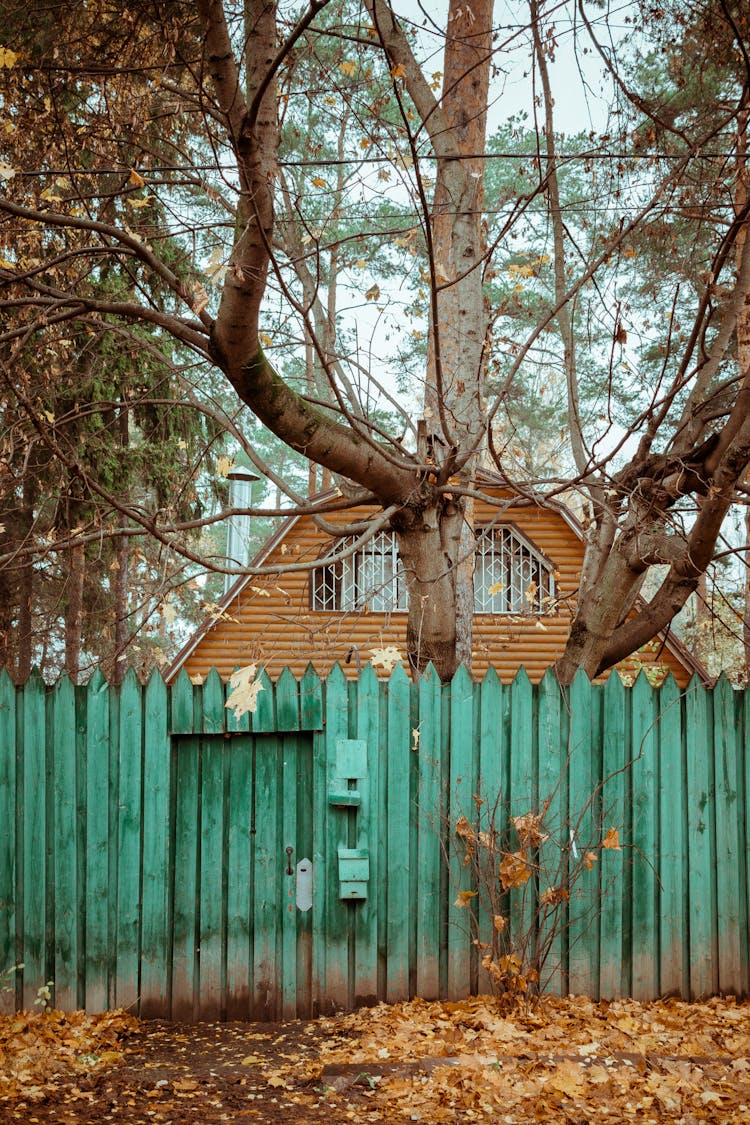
[[311, 531, 408, 613], [312, 526, 554, 614], [474, 525, 555, 614]]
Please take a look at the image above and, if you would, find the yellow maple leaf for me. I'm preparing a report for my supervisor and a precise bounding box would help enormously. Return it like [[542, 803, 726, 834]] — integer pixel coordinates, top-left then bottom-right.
[[584, 851, 598, 870], [0, 47, 19, 68], [339, 60, 357, 77], [128, 168, 146, 187], [390, 63, 406, 79], [601, 827, 621, 850], [311, 176, 327, 188]]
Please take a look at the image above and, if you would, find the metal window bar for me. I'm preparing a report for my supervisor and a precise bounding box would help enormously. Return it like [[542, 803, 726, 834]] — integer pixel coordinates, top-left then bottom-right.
[[474, 527, 554, 614], [312, 532, 407, 612]]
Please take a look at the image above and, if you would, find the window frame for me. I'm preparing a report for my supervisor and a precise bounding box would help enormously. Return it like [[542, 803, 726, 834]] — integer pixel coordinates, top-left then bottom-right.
[[311, 524, 556, 616]]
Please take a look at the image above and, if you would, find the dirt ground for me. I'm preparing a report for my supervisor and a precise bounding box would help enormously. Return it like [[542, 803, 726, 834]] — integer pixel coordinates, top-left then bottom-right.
[[0, 1017, 356, 1125], [2, 994, 750, 1124]]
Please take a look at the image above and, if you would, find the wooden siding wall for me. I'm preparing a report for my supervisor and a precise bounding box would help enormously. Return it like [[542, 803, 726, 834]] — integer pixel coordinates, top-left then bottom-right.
[[1, 664, 747, 1021], [181, 501, 691, 685]]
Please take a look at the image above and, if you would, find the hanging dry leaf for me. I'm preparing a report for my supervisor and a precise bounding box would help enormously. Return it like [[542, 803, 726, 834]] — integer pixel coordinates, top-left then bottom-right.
[[225, 663, 264, 719], [601, 828, 621, 850]]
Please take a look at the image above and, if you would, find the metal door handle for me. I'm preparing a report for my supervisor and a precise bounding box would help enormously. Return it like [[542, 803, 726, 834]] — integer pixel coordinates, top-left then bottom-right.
[[285, 846, 294, 875]]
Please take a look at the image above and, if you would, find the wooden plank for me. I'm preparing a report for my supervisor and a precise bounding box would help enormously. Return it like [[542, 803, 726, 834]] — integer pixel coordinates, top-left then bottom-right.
[[599, 671, 626, 999], [115, 669, 142, 1011], [281, 735, 298, 1018], [171, 734, 200, 1021], [508, 668, 535, 966], [0, 670, 17, 1013], [385, 663, 411, 1003], [295, 733, 314, 1018], [203, 668, 225, 735], [52, 675, 78, 1011], [253, 733, 279, 1018], [171, 669, 195, 734], [198, 735, 226, 1020], [320, 665, 350, 1010], [252, 669, 275, 733], [310, 723, 329, 1013], [630, 672, 659, 1000], [415, 664, 442, 999], [300, 664, 323, 731], [226, 734, 253, 1019], [685, 676, 716, 998], [354, 664, 379, 1003], [537, 668, 565, 997], [713, 676, 744, 995], [276, 668, 299, 731], [447, 664, 475, 1000], [84, 671, 110, 1011], [658, 673, 686, 997], [567, 669, 599, 998], [22, 672, 46, 1008], [477, 667, 505, 995], [140, 671, 171, 1017]]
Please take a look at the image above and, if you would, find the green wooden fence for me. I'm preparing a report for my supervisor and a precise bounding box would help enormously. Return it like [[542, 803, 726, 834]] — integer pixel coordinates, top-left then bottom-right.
[[0, 664, 748, 1019]]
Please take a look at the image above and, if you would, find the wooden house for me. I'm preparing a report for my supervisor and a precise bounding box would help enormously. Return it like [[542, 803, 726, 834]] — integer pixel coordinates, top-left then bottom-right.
[[167, 482, 703, 686]]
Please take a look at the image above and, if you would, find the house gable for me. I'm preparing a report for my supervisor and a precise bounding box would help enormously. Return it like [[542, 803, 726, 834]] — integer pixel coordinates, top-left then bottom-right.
[[167, 489, 703, 687]]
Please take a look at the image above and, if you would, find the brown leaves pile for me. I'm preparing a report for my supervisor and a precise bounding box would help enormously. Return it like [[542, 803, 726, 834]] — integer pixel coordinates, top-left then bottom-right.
[[315, 993, 750, 1122], [0, 1008, 139, 1102]]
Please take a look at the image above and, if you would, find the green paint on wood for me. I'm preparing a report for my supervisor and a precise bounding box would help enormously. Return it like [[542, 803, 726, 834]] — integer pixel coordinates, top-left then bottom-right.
[[7, 665, 750, 1019], [226, 735, 253, 1019], [22, 673, 46, 1008], [300, 664, 323, 731], [567, 669, 599, 998], [658, 674, 686, 998], [85, 671, 110, 1012], [447, 664, 474, 1000], [537, 668, 565, 997], [203, 669, 225, 735], [509, 668, 534, 961], [322, 665, 350, 1009], [354, 665, 379, 1002], [253, 734, 279, 1018], [630, 673, 659, 1001], [53, 675, 78, 1011], [713, 676, 744, 995], [171, 670, 195, 735], [281, 736, 298, 1017], [276, 668, 299, 732], [0, 669, 16, 1014], [141, 671, 170, 1017], [171, 734, 200, 1021], [685, 677, 717, 998], [477, 667, 505, 995], [416, 665, 442, 1000], [386, 664, 411, 1003], [599, 672, 626, 999], [252, 669, 275, 733]]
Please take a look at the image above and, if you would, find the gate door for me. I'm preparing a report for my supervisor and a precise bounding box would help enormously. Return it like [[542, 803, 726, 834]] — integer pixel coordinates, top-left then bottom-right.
[[170, 731, 313, 1020]]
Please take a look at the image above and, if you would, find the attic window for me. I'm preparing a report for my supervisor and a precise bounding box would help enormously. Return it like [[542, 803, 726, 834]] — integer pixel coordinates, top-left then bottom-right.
[[474, 525, 555, 614], [312, 525, 555, 615], [311, 531, 408, 613]]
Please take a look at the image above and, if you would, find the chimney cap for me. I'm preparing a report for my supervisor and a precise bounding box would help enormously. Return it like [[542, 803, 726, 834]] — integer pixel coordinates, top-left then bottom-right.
[[227, 466, 260, 482]]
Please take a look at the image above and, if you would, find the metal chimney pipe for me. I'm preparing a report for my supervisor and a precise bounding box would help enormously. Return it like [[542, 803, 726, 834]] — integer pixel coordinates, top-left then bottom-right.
[[224, 467, 260, 594]]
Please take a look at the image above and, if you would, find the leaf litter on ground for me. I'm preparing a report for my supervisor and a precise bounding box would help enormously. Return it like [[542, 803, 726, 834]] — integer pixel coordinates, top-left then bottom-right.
[[1, 995, 749, 1122]]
